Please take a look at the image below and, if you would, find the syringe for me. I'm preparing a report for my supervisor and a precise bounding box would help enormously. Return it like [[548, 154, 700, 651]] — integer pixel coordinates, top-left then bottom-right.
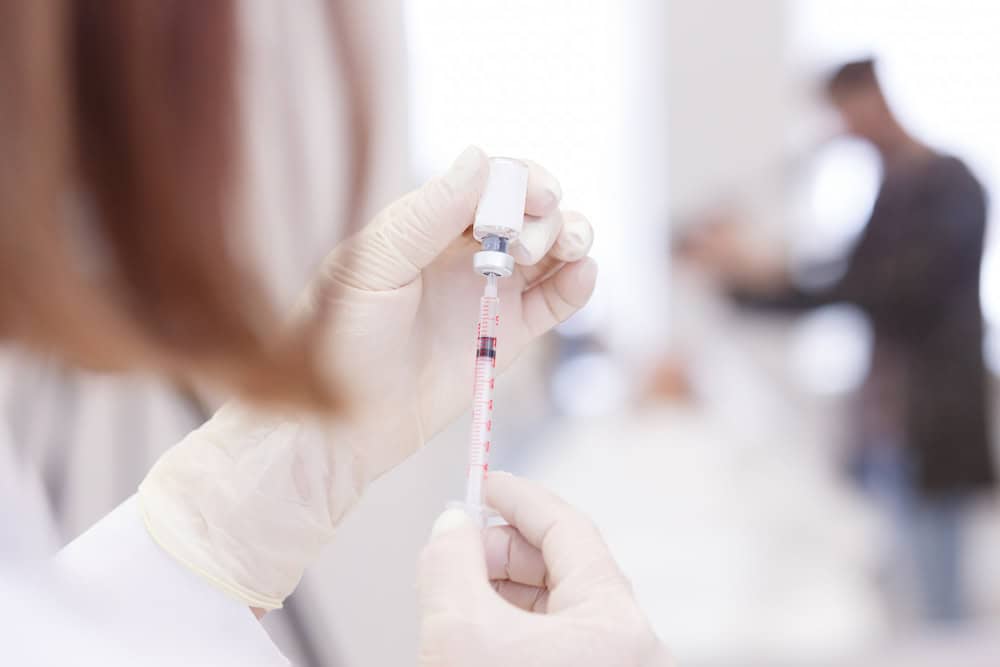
[[462, 158, 529, 520], [465, 273, 499, 510]]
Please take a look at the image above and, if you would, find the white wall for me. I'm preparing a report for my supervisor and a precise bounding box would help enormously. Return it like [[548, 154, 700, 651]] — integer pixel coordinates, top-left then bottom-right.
[[666, 0, 789, 230]]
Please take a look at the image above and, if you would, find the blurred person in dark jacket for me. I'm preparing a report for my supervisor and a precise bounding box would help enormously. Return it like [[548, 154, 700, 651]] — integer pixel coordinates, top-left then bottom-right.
[[682, 58, 994, 624]]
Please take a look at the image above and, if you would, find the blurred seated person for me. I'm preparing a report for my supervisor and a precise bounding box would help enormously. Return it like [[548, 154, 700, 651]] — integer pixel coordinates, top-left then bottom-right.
[[642, 354, 696, 404], [680, 58, 994, 625]]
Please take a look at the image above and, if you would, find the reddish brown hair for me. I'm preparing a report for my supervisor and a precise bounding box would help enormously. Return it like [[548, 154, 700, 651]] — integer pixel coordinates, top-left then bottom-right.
[[0, 1, 369, 410]]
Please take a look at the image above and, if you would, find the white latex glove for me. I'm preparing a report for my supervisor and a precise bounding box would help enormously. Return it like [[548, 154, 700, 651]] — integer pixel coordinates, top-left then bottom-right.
[[314, 145, 597, 478], [139, 148, 597, 610], [418, 473, 674, 667]]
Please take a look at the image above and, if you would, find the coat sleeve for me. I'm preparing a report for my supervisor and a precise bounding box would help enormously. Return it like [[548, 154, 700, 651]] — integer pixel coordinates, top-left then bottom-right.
[[49, 496, 290, 666]]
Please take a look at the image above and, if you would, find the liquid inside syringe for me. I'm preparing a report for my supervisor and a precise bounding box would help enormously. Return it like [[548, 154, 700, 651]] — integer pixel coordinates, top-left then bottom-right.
[[465, 274, 499, 509]]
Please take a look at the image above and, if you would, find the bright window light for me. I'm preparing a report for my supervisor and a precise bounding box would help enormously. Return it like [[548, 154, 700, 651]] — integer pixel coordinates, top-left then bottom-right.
[[404, 0, 630, 340]]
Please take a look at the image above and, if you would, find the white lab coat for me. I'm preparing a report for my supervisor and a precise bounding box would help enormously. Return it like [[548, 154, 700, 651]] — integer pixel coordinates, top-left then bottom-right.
[[0, 0, 409, 663], [1, 422, 288, 665]]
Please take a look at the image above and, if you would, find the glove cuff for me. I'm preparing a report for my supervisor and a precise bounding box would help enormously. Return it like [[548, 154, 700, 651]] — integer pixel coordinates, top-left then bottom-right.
[[138, 403, 364, 609]]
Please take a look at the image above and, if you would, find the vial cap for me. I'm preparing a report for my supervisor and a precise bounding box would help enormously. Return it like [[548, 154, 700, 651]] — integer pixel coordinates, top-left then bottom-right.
[[473, 157, 528, 241], [473, 250, 514, 278]]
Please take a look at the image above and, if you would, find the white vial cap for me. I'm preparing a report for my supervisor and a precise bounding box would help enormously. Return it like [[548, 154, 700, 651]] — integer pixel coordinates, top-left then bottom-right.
[[473, 250, 515, 278], [473, 157, 528, 241]]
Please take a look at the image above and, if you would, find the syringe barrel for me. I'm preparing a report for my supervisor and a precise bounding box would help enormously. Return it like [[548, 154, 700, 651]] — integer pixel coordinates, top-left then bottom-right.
[[473, 158, 528, 242], [465, 290, 499, 509]]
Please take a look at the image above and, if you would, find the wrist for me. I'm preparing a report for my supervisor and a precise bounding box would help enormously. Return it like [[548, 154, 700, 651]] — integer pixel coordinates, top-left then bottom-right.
[[139, 402, 364, 609]]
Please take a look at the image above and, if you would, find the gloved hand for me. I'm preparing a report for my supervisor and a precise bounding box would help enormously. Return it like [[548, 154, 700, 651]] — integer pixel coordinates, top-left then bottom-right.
[[418, 472, 673, 667], [310, 145, 597, 478], [139, 148, 597, 610]]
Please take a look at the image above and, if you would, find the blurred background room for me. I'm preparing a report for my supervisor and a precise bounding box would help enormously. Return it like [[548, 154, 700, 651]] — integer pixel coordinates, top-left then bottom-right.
[[8, 1, 1000, 665]]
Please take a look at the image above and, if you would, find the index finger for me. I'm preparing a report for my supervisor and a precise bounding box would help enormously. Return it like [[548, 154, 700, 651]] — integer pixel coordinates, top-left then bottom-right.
[[485, 472, 619, 593]]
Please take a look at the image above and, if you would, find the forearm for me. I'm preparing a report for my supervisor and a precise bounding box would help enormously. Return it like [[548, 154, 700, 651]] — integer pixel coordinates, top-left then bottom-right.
[[55, 496, 288, 664], [728, 281, 829, 313]]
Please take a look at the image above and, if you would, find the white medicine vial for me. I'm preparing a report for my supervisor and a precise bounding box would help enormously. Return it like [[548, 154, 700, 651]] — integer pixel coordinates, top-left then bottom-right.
[[473, 157, 528, 241], [472, 158, 528, 278]]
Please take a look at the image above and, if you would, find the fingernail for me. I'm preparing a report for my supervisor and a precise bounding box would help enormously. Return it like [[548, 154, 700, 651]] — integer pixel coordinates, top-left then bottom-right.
[[538, 173, 562, 209], [430, 508, 472, 538], [444, 145, 487, 190], [556, 216, 593, 258]]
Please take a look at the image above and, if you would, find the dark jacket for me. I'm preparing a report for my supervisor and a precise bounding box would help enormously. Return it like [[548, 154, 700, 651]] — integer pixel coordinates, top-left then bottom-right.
[[735, 154, 994, 497]]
